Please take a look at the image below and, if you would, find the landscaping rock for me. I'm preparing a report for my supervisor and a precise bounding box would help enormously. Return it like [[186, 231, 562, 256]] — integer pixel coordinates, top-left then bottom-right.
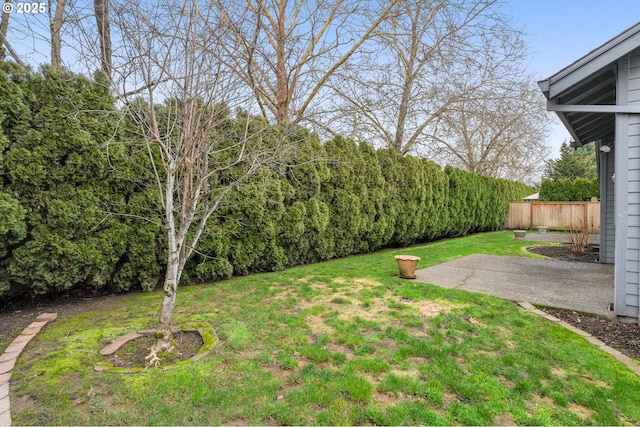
[[36, 313, 57, 322]]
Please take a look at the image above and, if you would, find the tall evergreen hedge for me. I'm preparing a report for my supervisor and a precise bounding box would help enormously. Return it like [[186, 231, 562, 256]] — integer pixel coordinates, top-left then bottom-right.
[[539, 178, 599, 201], [0, 67, 532, 299]]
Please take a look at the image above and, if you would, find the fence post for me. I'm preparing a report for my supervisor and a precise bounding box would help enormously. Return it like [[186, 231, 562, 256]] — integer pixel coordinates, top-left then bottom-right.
[[530, 202, 534, 229]]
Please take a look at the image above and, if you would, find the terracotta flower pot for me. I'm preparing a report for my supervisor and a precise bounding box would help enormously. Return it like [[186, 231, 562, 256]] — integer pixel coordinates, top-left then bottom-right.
[[395, 255, 421, 279]]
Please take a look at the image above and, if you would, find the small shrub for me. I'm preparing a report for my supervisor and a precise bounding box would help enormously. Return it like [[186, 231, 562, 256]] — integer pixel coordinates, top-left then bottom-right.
[[565, 220, 590, 254]]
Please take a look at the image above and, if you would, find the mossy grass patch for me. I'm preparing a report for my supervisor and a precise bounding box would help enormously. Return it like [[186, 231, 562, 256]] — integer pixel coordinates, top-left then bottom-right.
[[9, 232, 640, 425]]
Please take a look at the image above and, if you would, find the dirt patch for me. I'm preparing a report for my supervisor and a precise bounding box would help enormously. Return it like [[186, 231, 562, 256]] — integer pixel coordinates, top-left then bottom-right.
[[373, 390, 413, 406], [529, 393, 556, 414], [528, 393, 595, 421], [325, 342, 356, 360], [298, 284, 466, 335], [263, 364, 293, 383], [399, 298, 467, 318], [568, 402, 596, 420], [496, 375, 515, 390], [578, 374, 612, 389], [332, 278, 383, 287], [390, 368, 421, 378], [443, 391, 465, 404], [296, 289, 393, 324], [11, 393, 35, 413], [494, 412, 517, 426], [0, 291, 142, 354], [306, 314, 335, 336], [551, 367, 568, 378], [223, 419, 253, 426]]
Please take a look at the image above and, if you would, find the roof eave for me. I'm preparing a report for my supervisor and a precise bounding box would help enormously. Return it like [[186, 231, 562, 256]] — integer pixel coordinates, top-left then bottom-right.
[[547, 22, 640, 98], [540, 21, 640, 148]]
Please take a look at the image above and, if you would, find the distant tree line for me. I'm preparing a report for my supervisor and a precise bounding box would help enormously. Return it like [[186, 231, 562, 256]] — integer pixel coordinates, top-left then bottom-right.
[[544, 142, 597, 181], [0, 66, 532, 299], [539, 179, 599, 202], [540, 142, 599, 201]]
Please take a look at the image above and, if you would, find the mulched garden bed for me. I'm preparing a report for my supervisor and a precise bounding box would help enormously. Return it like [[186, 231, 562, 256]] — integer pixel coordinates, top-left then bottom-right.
[[540, 307, 640, 359], [527, 244, 600, 263], [529, 243, 640, 361]]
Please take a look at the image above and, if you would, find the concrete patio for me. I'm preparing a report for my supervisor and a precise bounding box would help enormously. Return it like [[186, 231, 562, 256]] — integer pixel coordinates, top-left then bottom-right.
[[414, 234, 614, 318]]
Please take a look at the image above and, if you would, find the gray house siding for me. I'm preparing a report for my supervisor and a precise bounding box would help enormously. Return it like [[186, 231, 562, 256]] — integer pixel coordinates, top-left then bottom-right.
[[615, 50, 640, 318], [599, 142, 615, 264], [625, 114, 640, 318]]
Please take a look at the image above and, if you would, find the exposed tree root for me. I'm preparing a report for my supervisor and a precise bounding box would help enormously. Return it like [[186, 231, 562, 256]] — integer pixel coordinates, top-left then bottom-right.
[[144, 335, 174, 369], [145, 350, 161, 368]]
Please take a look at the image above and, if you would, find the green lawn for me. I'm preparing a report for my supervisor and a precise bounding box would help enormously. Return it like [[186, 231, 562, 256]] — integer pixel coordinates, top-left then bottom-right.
[[10, 231, 640, 425]]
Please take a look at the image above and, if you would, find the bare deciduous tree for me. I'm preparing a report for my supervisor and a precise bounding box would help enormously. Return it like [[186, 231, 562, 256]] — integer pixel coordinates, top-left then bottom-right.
[[106, 0, 293, 362], [0, 0, 27, 65], [331, 0, 544, 162], [424, 80, 551, 183], [1, 1, 112, 74], [216, 0, 397, 125], [0, 0, 66, 67]]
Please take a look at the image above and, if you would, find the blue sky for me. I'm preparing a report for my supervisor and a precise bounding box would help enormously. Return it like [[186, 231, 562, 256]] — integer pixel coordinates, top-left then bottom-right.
[[6, 0, 638, 161], [504, 0, 640, 157]]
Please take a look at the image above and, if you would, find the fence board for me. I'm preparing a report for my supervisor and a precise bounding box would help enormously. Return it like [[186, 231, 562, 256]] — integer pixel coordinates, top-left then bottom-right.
[[504, 202, 600, 233]]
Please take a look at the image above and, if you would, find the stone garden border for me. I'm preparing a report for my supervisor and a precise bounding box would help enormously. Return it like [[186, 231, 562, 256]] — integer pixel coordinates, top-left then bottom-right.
[[0, 312, 57, 427]]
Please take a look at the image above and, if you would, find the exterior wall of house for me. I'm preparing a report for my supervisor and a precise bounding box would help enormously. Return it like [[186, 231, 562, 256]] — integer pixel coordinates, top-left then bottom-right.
[[599, 142, 615, 264], [614, 50, 640, 320]]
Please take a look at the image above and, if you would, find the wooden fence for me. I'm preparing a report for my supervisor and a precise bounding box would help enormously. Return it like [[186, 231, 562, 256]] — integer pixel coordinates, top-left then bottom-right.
[[504, 201, 600, 233]]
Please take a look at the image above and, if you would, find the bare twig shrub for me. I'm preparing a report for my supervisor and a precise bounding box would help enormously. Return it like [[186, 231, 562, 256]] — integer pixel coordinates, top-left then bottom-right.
[[565, 219, 590, 254]]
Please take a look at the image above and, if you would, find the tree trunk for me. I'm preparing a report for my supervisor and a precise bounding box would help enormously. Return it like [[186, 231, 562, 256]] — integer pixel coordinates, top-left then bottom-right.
[[50, 0, 66, 69], [0, 0, 10, 61], [94, 0, 112, 78], [274, 0, 289, 124], [157, 166, 179, 345], [146, 246, 179, 366], [158, 253, 179, 343]]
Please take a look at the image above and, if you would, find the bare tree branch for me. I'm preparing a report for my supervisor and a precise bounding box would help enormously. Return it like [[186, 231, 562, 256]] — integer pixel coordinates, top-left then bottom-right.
[[3, 39, 23, 65], [329, 0, 547, 166], [217, 0, 398, 125], [424, 80, 552, 183]]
